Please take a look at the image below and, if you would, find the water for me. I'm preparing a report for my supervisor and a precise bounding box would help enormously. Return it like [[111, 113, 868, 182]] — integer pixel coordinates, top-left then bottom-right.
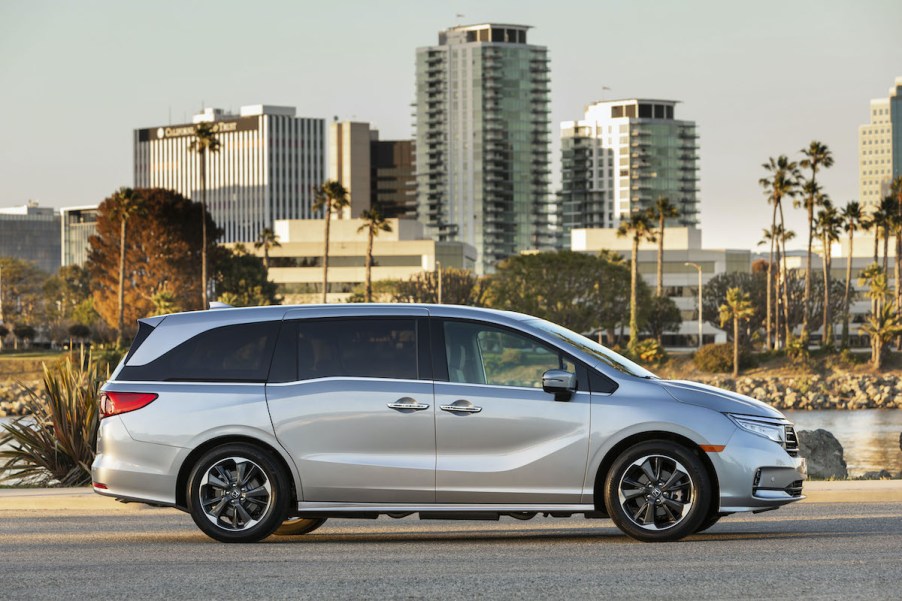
[[785, 409, 902, 476], [3, 411, 902, 477]]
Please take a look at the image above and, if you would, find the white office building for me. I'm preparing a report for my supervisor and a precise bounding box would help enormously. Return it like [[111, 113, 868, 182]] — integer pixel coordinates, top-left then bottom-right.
[[134, 105, 325, 243], [858, 76, 902, 210]]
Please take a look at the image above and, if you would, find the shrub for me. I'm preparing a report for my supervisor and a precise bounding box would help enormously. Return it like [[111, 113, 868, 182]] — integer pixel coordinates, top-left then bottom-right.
[[0, 352, 105, 486], [693, 343, 751, 374], [633, 339, 667, 366]]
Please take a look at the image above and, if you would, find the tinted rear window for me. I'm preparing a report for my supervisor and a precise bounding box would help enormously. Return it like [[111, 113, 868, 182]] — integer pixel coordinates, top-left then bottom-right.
[[295, 318, 418, 381], [118, 321, 280, 382]]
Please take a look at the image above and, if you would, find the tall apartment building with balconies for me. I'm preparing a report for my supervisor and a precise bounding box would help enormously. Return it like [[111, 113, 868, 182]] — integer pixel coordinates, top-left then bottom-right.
[[414, 23, 553, 273], [559, 99, 699, 245]]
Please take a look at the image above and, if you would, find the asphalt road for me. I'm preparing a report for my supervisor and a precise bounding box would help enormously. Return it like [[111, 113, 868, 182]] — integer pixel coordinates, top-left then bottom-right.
[[1, 501, 900, 600]]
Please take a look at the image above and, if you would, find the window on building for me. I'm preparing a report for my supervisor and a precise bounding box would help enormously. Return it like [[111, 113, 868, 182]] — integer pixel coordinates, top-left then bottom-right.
[[638, 104, 653, 118]]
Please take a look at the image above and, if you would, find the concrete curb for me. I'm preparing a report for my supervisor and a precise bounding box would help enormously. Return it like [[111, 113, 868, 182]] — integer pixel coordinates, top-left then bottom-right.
[[2, 480, 902, 512]]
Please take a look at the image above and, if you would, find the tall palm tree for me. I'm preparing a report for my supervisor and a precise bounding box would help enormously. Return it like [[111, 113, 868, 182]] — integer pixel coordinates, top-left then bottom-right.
[[253, 228, 281, 271], [357, 207, 392, 303], [719, 287, 755, 378], [892, 177, 902, 314], [312, 180, 350, 303], [758, 225, 792, 349], [108, 187, 143, 347], [815, 198, 842, 349], [617, 210, 656, 353], [876, 195, 897, 274], [840, 201, 863, 347], [652, 196, 680, 296], [799, 141, 834, 344], [760, 155, 800, 350], [189, 122, 221, 309]]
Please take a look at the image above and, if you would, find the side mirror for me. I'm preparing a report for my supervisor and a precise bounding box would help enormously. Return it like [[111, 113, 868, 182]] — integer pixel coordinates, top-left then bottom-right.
[[542, 369, 577, 401]]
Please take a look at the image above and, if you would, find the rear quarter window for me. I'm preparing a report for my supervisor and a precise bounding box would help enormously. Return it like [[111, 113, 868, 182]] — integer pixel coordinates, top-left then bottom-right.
[[118, 321, 280, 382]]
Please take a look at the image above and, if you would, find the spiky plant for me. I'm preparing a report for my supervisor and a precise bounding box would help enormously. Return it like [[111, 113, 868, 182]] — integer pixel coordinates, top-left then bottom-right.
[[0, 352, 105, 486]]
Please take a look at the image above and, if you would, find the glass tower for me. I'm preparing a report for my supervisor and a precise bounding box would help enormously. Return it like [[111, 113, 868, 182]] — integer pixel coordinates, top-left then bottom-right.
[[559, 99, 699, 246], [414, 24, 553, 273]]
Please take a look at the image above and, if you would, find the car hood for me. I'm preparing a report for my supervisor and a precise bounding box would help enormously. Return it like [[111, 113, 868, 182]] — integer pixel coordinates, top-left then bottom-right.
[[657, 380, 786, 420]]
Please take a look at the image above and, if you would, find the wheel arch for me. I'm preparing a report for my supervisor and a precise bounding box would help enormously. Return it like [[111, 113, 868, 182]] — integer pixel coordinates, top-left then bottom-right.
[[592, 430, 720, 515], [175, 435, 299, 511]]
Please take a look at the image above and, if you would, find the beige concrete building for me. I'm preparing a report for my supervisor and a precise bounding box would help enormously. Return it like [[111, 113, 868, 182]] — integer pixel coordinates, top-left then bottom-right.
[[572, 227, 750, 345], [858, 76, 901, 210], [329, 121, 372, 218], [248, 218, 476, 303]]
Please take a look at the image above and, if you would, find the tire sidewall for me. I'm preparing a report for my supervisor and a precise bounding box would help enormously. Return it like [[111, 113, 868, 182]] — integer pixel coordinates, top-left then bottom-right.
[[604, 440, 711, 542], [187, 443, 290, 543], [274, 517, 327, 536]]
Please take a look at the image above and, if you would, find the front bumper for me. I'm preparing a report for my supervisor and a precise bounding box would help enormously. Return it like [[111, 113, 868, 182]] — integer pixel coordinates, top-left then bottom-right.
[[710, 428, 807, 513]]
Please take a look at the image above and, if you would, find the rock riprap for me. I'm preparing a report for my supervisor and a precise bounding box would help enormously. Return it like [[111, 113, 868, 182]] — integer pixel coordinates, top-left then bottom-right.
[[694, 374, 902, 410]]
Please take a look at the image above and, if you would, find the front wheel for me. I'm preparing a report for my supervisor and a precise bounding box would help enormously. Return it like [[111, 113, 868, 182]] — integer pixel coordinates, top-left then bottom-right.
[[604, 441, 711, 542], [187, 443, 289, 543]]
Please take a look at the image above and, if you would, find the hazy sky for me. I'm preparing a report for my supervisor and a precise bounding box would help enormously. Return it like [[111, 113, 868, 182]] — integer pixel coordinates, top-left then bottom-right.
[[1, 0, 900, 251]]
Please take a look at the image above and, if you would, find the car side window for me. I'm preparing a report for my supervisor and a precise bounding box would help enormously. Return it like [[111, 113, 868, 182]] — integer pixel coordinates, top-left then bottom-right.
[[444, 321, 574, 389], [295, 318, 418, 381]]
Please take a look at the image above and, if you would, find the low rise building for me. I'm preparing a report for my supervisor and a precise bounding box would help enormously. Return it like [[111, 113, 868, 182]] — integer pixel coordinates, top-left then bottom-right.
[[243, 218, 477, 303], [61, 205, 99, 267]]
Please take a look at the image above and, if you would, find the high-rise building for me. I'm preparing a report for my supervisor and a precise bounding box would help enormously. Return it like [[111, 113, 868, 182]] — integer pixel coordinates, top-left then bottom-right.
[[60, 205, 99, 267], [0, 202, 60, 273], [858, 76, 902, 209], [330, 121, 372, 219], [559, 99, 699, 245], [414, 23, 553, 273], [371, 138, 416, 219], [134, 105, 325, 243]]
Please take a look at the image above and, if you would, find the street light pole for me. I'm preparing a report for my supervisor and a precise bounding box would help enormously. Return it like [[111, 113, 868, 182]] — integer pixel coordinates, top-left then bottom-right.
[[436, 260, 442, 304], [685, 262, 703, 349]]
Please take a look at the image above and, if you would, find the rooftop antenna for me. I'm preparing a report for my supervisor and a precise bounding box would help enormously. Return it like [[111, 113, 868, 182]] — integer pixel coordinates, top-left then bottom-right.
[[168, 105, 171, 125], [601, 86, 611, 100]]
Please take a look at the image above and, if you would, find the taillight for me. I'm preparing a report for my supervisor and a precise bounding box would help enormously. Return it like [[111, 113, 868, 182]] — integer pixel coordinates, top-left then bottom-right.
[[99, 391, 158, 418]]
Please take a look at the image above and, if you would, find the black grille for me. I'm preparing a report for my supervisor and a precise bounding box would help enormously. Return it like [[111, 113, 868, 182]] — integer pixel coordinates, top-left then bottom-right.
[[786, 480, 804, 497], [784, 425, 799, 456]]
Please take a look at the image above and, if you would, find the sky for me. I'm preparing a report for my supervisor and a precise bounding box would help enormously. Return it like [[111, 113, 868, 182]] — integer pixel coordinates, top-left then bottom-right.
[[1, 0, 900, 251]]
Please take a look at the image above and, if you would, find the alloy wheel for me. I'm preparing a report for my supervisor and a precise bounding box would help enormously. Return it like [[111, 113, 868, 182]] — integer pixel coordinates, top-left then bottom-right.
[[198, 456, 273, 531], [617, 454, 694, 531]]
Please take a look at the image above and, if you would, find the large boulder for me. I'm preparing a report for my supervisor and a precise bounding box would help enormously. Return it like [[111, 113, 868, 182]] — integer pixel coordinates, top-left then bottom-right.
[[797, 429, 848, 479]]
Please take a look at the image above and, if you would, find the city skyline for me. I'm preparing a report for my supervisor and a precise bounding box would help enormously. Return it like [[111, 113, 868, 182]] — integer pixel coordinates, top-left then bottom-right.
[[1, 0, 901, 252]]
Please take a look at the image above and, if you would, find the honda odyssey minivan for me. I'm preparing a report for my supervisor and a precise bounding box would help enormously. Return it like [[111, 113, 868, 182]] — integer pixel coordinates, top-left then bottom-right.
[[92, 304, 805, 543]]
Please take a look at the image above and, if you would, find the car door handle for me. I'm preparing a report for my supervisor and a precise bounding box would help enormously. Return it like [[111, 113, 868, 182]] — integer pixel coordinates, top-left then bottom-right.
[[387, 398, 430, 411], [440, 402, 483, 413]]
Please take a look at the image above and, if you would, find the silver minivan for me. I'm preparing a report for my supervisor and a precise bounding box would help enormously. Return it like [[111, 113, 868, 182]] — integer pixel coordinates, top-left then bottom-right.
[[92, 304, 806, 543]]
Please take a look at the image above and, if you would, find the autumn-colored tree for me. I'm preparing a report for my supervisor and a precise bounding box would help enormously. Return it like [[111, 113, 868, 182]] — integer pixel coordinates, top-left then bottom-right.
[[87, 188, 218, 337]]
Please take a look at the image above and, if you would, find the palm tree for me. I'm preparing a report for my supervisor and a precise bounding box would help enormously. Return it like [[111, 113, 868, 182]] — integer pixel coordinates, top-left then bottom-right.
[[108, 187, 143, 347], [312, 180, 350, 303], [876, 195, 897, 273], [840, 201, 863, 347], [892, 177, 902, 314], [652, 196, 680, 296], [617, 210, 656, 353], [189, 122, 221, 309], [815, 198, 842, 349], [357, 207, 393, 302], [758, 225, 793, 349], [719, 287, 755, 378], [858, 264, 901, 368], [760, 155, 800, 350], [799, 141, 834, 344], [254, 228, 281, 271]]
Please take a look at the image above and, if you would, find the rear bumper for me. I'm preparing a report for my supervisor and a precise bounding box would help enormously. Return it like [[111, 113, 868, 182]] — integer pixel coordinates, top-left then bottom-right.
[[91, 415, 184, 507], [711, 428, 807, 513]]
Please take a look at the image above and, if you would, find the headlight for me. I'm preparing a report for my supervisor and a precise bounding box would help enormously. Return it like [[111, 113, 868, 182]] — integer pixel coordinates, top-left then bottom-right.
[[727, 414, 785, 444]]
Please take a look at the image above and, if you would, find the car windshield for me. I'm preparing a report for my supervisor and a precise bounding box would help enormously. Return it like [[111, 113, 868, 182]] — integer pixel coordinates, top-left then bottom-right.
[[528, 319, 658, 380]]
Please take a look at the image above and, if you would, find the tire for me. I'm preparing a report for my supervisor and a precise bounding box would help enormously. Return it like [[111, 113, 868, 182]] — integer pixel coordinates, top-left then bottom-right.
[[695, 513, 721, 533], [604, 440, 711, 542], [274, 517, 327, 536], [187, 443, 290, 543]]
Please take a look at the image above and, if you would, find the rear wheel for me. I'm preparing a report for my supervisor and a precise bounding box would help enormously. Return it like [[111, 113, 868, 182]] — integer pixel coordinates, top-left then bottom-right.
[[604, 441, 711, 542], [274, 517, 327, 536], [187, 443, 289, 543]]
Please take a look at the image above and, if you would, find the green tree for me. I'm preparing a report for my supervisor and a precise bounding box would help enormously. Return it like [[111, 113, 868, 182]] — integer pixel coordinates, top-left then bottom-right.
[[253, 227, 281, 271], [876, 195, 898, 273], [652, 196, 680, 296], [892, 177, 902, 316], [106, 187, 145, 346], [759, 155, 800, 350], [390, 267, 486, 306], [644, 295, 682, 343], [357, 207, 393, 303], [840, 201, 863, 347], [617, 211, 657, 352], [0, 257, 46, 330], [13, 324, 36, 350], [798, 141, 834, 344], [719, 287, 755, 378], [312, 180, 350, 303], [858, 264, 901, 369], [189, 122, 221, 309], [703, 271, 767, 341], [815, 199, 842, 349], [214, 244, 280, 307]]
